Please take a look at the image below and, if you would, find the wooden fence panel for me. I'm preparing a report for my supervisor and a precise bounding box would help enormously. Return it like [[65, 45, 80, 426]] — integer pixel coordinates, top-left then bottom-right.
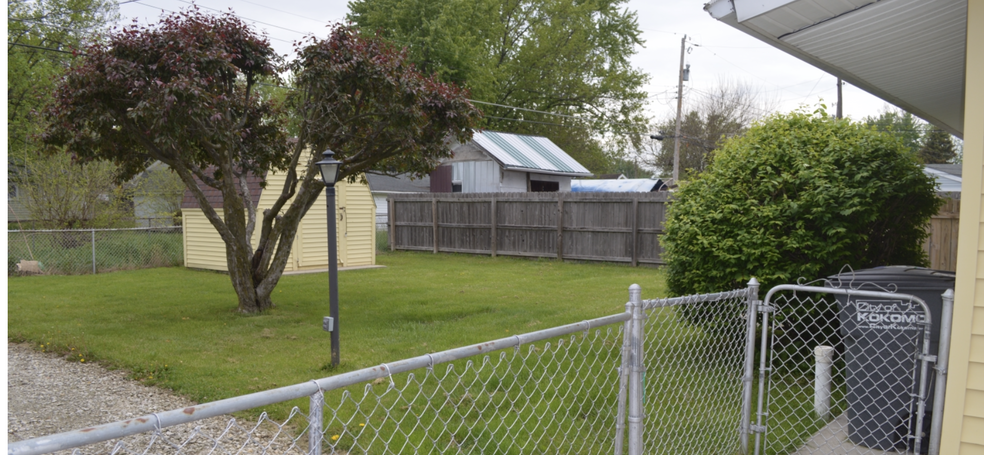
[[390, 191, 955, 270], [924, 193, 960, 272], [389, 192, 670, 265]]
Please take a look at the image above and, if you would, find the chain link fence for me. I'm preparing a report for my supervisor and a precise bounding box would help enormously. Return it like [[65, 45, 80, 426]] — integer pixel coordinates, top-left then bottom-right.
[[9, 311, 635, 455], [642, 289, 751, 454], [748, 284, 954, 455], [8, 227, 183, 276], [8, 282, 956, 455]]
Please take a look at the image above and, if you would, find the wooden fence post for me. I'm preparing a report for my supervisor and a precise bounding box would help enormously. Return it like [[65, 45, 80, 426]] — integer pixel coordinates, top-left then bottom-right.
[[631, 197, 639, 267], [491, 196, 497, 258], [557, 196, 564, 260], [432, 196, 439, 254], [388, 197, 395, 251]]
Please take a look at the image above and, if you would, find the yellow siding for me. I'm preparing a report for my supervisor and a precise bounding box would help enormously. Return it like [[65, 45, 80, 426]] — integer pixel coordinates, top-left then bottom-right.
[[181, 168, 375, 273], [182, 210, 231, 271], [944, 1, 984, 452], [966, 416, 984, 446]]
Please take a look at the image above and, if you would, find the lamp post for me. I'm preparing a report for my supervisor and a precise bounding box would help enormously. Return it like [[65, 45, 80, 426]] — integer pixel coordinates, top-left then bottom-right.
[[316, 149, 342, 367]]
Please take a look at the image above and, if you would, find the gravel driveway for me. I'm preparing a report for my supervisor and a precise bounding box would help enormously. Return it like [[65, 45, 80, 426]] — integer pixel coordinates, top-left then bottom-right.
[[7, 343, 306, 454]]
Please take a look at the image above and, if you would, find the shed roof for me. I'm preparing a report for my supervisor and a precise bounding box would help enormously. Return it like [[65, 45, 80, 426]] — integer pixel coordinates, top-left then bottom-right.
[[180, 169, 266, 210], [571, 178, 667, 193], [468, 130, 592, 177]]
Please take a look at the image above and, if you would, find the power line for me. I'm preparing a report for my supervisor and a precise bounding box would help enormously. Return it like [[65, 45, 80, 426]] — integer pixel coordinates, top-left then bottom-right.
[[129, 1, 295, 45], [171, 0, 310, 37], [8, 41, 80, 54]]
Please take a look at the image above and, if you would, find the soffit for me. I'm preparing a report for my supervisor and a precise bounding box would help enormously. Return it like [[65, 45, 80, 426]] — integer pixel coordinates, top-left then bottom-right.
[[711, 0, 967, 137]]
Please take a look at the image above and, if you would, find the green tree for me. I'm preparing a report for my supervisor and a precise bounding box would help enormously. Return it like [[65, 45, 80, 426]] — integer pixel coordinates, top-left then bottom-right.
[[662, 108, 941, 298], [16, 151, 132, 229], [43, 12, 479, 313], [8, 0, 121, 228], [131, 163, 185, 225], [347, 0, 649, 173], [919, 128, 958, 164], [863, 106, 926, 159], [649, 81, 773, 180], [8, 0, 117, 155]]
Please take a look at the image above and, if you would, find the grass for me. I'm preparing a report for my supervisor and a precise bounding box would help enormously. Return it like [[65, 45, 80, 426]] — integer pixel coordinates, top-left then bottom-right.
[[8, 251, 666, 452]]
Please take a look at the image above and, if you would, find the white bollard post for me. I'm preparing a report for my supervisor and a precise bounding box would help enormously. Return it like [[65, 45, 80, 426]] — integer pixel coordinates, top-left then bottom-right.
[[814, 346, 835, 420]]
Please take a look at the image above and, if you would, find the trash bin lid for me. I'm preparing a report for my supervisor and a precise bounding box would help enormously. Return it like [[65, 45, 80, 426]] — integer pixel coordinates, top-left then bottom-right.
[[827, 266, 955, 291]]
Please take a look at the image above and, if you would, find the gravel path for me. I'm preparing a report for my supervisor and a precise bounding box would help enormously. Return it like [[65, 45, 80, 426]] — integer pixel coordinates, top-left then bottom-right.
[[7, 343, 306, 454]]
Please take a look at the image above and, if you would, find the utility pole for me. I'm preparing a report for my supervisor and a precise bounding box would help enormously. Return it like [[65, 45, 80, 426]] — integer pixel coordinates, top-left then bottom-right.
[[673, 34, 687, 184], [836, 77, 843, 119]]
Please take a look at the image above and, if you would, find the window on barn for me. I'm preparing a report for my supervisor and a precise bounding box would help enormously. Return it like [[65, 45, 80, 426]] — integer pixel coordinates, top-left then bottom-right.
[[530, 180, 559, 192]]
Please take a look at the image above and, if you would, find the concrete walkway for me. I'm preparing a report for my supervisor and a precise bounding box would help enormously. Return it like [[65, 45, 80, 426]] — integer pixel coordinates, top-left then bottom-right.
[[792, 414, 905, 454]]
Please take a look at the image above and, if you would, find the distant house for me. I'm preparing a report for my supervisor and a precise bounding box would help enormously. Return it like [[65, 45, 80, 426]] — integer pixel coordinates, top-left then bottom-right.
[[181, 169, 375, 273], [432, 130, 593, 193], [128, 161, 182, 227], [365, 173, 430, 230], [924, 164, 962, 193], [571, 178, 667, 193]]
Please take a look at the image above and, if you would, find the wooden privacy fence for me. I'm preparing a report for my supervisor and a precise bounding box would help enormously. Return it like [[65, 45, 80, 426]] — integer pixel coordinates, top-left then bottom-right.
[[388, 191, 959, 270], [387, 192, 669, 266], [923, 192, 960, 272]]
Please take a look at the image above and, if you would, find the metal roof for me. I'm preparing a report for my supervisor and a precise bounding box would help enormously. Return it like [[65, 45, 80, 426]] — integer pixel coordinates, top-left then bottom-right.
[[706, 0, 967, 137], [471, 131, 593, 176], [571, 179, 667, 193]]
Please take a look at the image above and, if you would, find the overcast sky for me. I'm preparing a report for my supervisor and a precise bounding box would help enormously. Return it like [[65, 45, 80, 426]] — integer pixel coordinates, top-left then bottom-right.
[[116, 0, 896, 125]]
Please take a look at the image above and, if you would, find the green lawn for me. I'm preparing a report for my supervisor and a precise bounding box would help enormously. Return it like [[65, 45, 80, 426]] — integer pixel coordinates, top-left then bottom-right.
[[8, 251, 666, 446]]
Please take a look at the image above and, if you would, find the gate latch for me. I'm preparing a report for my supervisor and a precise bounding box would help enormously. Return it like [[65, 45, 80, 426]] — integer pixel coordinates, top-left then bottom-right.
[[750, 424, 767, 434], [757, 304, 775, 314]]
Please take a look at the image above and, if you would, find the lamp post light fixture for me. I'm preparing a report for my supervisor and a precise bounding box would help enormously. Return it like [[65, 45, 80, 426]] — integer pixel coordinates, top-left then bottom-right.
[[316, 149, 342, 367]]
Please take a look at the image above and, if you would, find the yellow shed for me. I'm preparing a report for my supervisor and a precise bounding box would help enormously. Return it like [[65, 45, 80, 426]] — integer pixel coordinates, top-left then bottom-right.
[[181, 170, 376, 273]]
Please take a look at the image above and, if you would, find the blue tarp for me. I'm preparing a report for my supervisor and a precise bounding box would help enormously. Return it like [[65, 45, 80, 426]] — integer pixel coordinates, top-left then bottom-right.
[[571, 179, 666, 193]]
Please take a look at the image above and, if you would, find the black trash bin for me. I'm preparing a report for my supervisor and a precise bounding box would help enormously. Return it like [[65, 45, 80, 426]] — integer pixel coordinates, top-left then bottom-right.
[[826, 266, 954, 453]]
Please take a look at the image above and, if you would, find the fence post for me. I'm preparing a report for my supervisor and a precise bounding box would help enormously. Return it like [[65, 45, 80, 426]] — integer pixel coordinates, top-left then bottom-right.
[[741, 277, 760, 454], [631, 197, 639, 267], [432, 197, 439, 254], [614, 298, 633, 455], [388, 197, 395, 252], [929, 289, 955, 455], [557, 196, 564, 260], [91, 229, 96, 275], [490, 196, 497, 258], [309, 391, 323, 455], [627, 284, 644, 455]]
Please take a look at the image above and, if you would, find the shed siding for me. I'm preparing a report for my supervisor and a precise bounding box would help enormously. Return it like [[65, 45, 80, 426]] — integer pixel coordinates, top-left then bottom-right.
[[944, 2, 984, 452], [457, 161, 500, 193], [182, 211, 230, 271], [501, 169, 528, 192], [181, 169, 375, 274]]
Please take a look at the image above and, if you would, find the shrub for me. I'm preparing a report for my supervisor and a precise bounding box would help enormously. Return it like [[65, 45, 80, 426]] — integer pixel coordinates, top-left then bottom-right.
[[663, 108, 942, 297]]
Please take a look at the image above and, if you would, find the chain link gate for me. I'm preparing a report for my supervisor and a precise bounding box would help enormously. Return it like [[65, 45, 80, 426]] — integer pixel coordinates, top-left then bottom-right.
[[743, 284, 954, 455]]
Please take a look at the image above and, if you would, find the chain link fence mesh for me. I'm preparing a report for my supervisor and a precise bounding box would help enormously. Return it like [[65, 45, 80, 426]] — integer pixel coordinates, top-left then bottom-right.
[[641, 289, 750, 455], [42, 324, 628, 455], [8, 227, 183, 276], [759, 291, 929, 455]]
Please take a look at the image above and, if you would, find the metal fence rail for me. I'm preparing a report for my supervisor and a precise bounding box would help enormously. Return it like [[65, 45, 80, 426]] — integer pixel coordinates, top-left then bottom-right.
[[7, 227, 183, 276]]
